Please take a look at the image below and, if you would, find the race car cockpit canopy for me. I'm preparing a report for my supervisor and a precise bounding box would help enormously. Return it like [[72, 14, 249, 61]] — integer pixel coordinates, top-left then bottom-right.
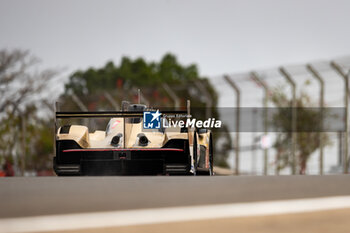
[[126, 104, 146, 124]]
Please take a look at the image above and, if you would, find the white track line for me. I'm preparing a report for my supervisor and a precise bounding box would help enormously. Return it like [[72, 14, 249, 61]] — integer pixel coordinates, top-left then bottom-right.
[[1, 196, 350, 233]]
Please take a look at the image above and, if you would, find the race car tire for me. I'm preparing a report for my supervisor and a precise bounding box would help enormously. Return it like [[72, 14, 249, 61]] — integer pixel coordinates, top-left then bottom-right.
[[209, 133, 214, 176], [192, 131, 199, 176]]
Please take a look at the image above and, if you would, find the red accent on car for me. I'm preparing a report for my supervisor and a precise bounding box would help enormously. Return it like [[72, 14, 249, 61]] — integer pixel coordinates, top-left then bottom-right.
[[63, 148, 184, 153]]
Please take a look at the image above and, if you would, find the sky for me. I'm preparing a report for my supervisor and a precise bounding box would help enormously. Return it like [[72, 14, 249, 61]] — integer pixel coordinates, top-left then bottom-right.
[[1, 0, 350, 77]]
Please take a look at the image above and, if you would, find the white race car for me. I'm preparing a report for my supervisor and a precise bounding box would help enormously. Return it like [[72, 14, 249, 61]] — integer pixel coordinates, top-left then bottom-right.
[[54, 102, 214, 176]]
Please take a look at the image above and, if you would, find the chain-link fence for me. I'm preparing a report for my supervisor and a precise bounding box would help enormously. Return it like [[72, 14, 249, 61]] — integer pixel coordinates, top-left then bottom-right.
[[210, 56, 350, 175]]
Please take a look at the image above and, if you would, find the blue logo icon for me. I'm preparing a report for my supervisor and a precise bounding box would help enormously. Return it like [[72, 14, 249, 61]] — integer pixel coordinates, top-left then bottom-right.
[[143, 110, 161, 129]]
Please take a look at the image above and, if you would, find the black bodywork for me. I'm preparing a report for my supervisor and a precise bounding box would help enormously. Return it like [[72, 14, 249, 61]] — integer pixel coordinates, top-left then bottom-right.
[[53, 139, 192, 176]]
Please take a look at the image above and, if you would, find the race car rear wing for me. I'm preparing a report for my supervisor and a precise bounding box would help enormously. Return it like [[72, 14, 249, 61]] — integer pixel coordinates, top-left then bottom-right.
[[55, 110, 187, 118], [55, 99, 190, 119]]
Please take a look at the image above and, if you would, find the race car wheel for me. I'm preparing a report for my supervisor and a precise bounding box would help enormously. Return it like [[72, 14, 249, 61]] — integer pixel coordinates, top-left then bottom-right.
[[209, 133, 214, 176]]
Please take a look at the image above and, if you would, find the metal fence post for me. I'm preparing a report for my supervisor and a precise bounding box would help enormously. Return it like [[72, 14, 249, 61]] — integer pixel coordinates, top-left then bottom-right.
[[194, 81, 213, 119], [132, 88, 150, 106], [224, 75, 240, 175], [330, 61, 349, 174], [279, 67, 297, 175], [162, 83, 180, 108], [306, 64, 325, 175], [104, 92, 120, 110], [251, 71, 269, 175], [72, 93, 89, 126], [72, 93, 88, 111]]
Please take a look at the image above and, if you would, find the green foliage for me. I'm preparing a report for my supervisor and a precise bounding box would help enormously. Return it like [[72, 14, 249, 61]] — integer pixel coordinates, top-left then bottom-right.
[[65, 53, 200, 95], [0, 112, 19, 164], [0, 105, 54, 172], [29, 120, 54, 171]]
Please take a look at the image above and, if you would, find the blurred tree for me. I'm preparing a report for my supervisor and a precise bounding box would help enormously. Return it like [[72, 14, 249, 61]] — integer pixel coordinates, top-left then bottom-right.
[[0, 49, 58, 113], [270, 86, 330, 174], [65, 53, 199, 94], [0, 49, 59, 175]]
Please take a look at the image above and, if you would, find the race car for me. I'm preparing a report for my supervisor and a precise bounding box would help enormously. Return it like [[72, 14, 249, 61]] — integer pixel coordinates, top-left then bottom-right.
[[53, 102, 214, 176]]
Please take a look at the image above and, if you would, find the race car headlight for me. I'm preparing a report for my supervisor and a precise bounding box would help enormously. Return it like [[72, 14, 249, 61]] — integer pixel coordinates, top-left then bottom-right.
[[111, 133, 122, 146], [138, 133, 149, 146]]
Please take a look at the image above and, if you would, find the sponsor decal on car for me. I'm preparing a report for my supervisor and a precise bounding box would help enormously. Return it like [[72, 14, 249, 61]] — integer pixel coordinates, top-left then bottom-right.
[[143, 110, 162, 129], [111, 120, 121, 129], [163, 118, 222, 128], [143, 110, 222, 129]]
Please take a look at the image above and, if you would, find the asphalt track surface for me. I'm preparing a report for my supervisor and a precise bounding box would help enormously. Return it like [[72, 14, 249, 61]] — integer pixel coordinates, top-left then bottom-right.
[[1, 175, 350, 219]]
